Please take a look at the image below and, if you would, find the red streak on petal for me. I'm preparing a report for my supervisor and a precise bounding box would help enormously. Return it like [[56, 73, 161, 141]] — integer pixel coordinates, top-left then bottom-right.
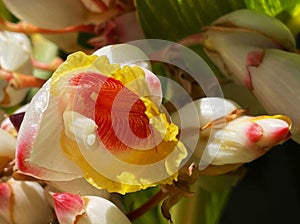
[[0, 182, 12, 222], [0, 182, 11, 202], [16, 126, 44, 176], [69, 72, 151, 152], [53, 193, 84, 216], [245, 51, 264, 90], [272, 126, 290, 143], [246, 51, 264, 67], [244, 71, 253, 90], [246, 123, 263, 143]]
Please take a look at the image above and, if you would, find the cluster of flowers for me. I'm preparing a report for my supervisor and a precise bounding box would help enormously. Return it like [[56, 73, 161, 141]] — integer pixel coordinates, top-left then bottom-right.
[[0, 2, 298, 224]]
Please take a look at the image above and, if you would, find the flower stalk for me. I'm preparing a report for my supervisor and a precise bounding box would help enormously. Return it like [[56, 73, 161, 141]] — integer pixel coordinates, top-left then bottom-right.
[[31, 57, 63, 71], [0, 17, 97, 34], [0, 69, 46, 89], [126, 189, 169, 221]]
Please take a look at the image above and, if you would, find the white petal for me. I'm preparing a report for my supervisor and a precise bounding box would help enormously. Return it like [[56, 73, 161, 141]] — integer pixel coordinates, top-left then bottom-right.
[[213, 9, 295, 51], [93, 44, 151, 70], [77, 196, 131, 224], [53, 193, 85, 224], [249, 49, 300, 142], [16, 80, 82, 180], [5, 179, 53, 224], [3, 0, 87, 29], [171, 97, 240, 150], [0, 31, 32, 73], [54, 193, 131, 224], [203, 29, 281, 87], [47, 178, 110, 199]]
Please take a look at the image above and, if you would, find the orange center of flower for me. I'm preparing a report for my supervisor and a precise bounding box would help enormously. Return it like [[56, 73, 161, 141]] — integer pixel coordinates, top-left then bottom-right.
[[68, 72, 151, 152]]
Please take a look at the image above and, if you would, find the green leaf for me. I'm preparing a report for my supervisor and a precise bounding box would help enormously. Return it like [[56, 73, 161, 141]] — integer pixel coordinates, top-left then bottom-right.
[[135, 0, 246, 41], [0, 0, 18, 22], [171, 179, 231, 224], [244, 0, 300, 16], [135, 0, 300, 42]]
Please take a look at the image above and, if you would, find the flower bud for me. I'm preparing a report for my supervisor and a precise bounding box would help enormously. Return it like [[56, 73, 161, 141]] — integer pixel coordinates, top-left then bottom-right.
[[200, 115, 291, 166], [0, 31, 33, 107], [201, 9, 300, 143], [248, 49, 300, 143], [0, 179, 52, 224], [202, 9, 295, 88], [171, 97, 291, 171], [211, 9, 295, 51], [53, 192, 131, 224], [171, 97, 241, 150]]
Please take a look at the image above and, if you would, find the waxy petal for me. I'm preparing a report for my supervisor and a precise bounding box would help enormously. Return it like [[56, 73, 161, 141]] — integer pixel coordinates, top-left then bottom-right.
[[16, 80, 82, 181], [93, 44, 151, 70], [76, 196, 131, 224], [47, 178, 110, 199], [212, 9, 295, 51], [0, 182, 11, 223], [53, 193, 131, 224], [53, 193, 85, 224], [199, 115, 291, 166], [0, 31, 33, 107], [202, 28, 282, 88], [248, 49, 300, 143], [0, 31, 32, 72], [51, 52, 120, 95], [171, 97, 240, 150], [0, 179, 52, 224], [93, 44, 162, 105], [3, 0, 88, 29]]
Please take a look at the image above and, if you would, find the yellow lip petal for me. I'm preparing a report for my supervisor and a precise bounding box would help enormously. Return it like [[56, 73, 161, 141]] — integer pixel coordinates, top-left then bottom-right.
[[50, 51, 120, 96], [60, 131, 179, 194]]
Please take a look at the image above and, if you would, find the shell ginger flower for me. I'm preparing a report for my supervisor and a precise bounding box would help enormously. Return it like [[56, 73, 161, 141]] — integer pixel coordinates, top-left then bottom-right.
[[15, 51, 187, 194], [172, 97, 291, 174]]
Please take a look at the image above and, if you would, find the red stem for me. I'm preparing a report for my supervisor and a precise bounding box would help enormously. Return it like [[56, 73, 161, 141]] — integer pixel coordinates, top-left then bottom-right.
[[178, 33, 204, 46], [126, 189, 168, 221], [0, 17, 96, 34], [31, 57, 63, 71]]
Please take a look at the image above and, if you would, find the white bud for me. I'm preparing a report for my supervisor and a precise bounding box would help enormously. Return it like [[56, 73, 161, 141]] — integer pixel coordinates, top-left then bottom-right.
[[53, 193, 131, 224], [0, 179, 52, 224]]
